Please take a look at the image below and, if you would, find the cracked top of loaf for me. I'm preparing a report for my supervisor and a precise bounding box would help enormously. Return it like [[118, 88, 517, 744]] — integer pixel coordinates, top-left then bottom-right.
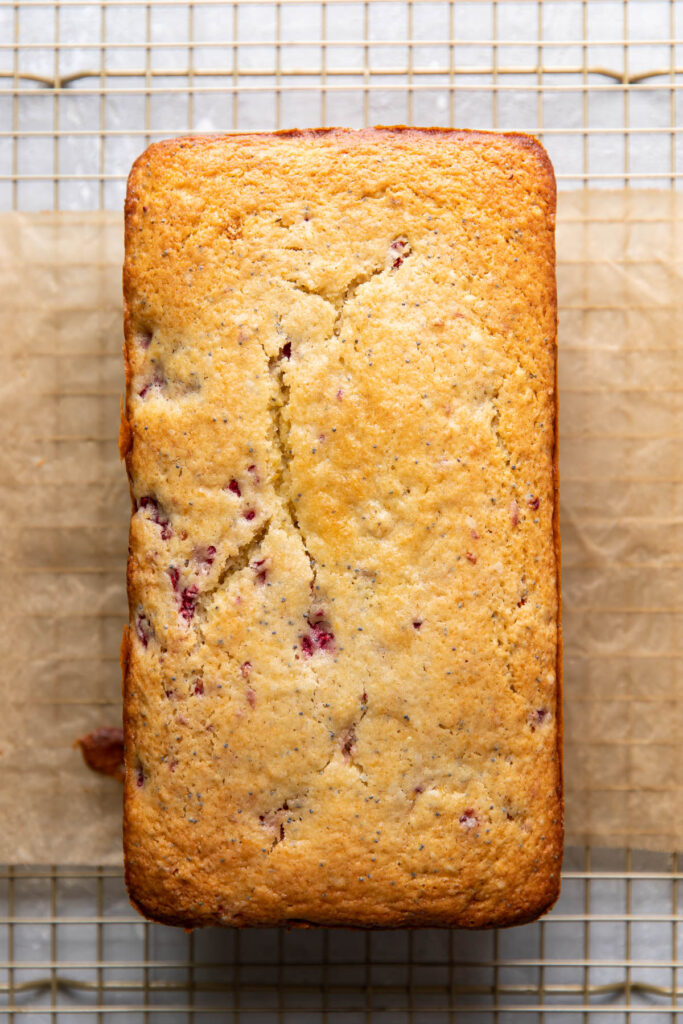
[[122, 127, 561, 929]]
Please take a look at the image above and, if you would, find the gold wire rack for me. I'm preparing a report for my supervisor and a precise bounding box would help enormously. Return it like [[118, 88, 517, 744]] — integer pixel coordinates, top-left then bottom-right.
[[1, 0, 683, 1020]]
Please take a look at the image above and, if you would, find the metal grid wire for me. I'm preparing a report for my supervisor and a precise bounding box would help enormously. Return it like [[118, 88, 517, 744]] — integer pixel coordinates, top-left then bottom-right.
[[1, 849, 682, 1019], [1, 0, 683, 1020]]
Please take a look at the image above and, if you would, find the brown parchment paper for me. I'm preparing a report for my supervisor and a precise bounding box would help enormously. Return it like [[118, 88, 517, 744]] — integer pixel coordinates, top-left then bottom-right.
[[0, 193, 681, 864]]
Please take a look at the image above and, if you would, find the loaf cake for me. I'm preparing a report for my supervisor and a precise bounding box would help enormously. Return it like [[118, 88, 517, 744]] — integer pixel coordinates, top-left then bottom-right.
[[121, 128, 561, 928]]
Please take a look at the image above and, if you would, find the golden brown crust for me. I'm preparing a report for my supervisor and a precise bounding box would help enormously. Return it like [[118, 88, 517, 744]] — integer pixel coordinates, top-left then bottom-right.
[[76, 727, 125, 782], [118, 398, 133, 460], [120, 625, 131, 685], [551, 295, 564, 874], [122, 127, 561, 929]]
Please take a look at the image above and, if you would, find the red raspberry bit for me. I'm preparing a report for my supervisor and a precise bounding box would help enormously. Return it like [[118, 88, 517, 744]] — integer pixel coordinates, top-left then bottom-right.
[[301, 612, 336, 656], [340, 728, 356, 761], [528, 495, 541, 510], [361, 690, 368, 704], [168, 567, 180, 591], [301, 635, 314, 658], [465, 551, 477, 564], [192, 679, 204, 696], [136, 766, 145, 788], [510, 499, 519, 528], [246, 687, 256, 708], [164, 687, 175, 699], [138, 329, 153, 349], [312, 611, 335, 645], [243, 509, 256, 521], [315, 628, 335, 651], [180, 585, 199, 622], [517, 596, 527, 608], [136, 613, 152, 648], [195, 545, 216, 571], [138, 373, 164, 398], [390, 237, 412, 270], [227, 479, 241, 497], [336, 388, 343, 401], [281, 342, 291, 359], [247, 464, 260, 483], [240, 661, 252, 678], [138, 496, 172, 540], [412, 620, 422, 630], [459, 809, 479, 830], [138, 494, 159, 513], [414, 784, 424, 795], [529, 707, 550, 731], [169, 758, 178, 772], [251, 558, 268, 584]]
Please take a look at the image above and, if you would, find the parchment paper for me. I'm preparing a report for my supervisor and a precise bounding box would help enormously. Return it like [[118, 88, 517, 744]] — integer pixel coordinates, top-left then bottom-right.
[[0, 193, 681, 864], [558, 191, 683, 853]]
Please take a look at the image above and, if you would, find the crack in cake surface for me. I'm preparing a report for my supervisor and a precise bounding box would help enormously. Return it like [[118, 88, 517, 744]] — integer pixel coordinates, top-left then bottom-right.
[[243, 253, 420, 802], [264, 250, 413, 645]]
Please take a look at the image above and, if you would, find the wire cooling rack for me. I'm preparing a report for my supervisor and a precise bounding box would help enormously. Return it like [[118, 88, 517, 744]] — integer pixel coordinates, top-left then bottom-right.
[[2, 0, 683, 1020], [1, 849, 682, 1018]]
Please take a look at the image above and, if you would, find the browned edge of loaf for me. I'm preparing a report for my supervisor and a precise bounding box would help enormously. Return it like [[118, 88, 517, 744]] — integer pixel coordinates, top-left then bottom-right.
[[120, 125, 562, 930]]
